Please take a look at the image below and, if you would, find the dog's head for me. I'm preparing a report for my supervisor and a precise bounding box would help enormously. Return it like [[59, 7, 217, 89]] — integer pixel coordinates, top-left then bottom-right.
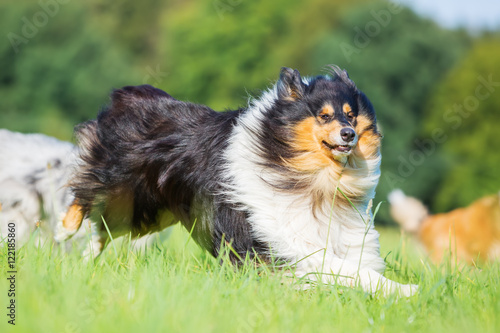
[[272, 66, 381, 171]]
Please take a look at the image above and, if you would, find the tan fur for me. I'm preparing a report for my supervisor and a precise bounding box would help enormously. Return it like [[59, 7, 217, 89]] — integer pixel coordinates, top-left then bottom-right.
[[62, 201, 85, 232], [320, 104, 335, 117], [286, 112, 381, 214], [419, 194, 500, 263], [288, 111, 381, 173], [343, 103, 352, 113], [354, 115, 381, 159], [282, 85, 303, 102], [289, 117, 341, 172], [390, 191, 500, 263]]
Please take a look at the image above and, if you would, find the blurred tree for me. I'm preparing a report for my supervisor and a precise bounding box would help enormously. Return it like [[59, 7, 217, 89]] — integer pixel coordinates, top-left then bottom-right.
[[309, 3, 470, 222], [1, 0, 491, 222], [423, 36, 500, 211], [0, 1, 141, 140], [85, 0, 168, 63], [158, 0, 370, 110]]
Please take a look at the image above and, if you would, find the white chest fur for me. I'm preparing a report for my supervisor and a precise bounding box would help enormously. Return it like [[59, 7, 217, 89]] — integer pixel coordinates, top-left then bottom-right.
[[225, 103, 385, 274], [223, 84, 416, 297]]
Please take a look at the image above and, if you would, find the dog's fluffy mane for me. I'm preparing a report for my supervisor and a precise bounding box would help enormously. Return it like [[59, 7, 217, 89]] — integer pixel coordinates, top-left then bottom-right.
[[224, 67, 383, 269]]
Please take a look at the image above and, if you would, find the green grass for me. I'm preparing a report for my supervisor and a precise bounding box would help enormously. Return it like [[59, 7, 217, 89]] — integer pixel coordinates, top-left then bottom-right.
[[1, 226, 499, 333]]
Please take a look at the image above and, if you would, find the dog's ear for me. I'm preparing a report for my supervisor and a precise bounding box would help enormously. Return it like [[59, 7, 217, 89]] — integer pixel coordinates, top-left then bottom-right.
[[110, 85, 175, 111], [326, 65, 358, 92], [277, 67, 305, 101]]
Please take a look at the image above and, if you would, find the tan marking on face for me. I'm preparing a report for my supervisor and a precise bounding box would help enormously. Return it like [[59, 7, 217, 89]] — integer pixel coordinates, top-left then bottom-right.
[[63, 201, 85, 232], [343, 103, 352, 113], [288, 117, 344, 172], [353, 114, 381, 158], [343, 103, 354, 120], [318, 104, 334, 118]]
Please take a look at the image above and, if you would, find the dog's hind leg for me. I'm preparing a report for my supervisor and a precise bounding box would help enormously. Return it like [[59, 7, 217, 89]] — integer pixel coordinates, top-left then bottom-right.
[[78, 219, 107, 260], [54, 200, 86, 242], [82, 233, 107, 260]]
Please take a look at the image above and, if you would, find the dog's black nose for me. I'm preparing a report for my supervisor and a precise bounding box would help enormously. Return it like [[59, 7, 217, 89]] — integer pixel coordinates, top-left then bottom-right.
[[340, 128, 355, 142]]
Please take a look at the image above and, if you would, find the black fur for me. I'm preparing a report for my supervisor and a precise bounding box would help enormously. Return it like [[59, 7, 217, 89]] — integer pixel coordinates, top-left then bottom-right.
[[71, 85, 261, 258]]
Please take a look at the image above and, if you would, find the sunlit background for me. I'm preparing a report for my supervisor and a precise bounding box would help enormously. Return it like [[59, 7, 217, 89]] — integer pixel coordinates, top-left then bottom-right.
[[1, 0, 499, 223]]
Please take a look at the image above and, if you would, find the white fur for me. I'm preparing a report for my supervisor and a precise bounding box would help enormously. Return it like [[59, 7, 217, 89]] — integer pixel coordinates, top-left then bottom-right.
[[0, 129, 168, 254], [388, 189, 429, 233], [224, 87, 417, 296], [0, 129, 76, 245]]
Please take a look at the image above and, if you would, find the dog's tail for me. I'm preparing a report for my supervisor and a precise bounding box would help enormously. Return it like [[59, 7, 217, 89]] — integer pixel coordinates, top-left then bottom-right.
[[387, 189, 429, 233]]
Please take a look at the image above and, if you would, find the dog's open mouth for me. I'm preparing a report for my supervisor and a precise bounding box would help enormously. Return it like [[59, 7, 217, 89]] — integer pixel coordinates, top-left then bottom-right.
[[322, 141, 352, 153]]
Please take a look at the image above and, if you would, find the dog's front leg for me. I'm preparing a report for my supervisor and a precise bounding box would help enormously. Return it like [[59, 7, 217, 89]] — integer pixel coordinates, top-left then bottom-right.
[[336, 221, 387, 274], [293, 252, 418, 297]]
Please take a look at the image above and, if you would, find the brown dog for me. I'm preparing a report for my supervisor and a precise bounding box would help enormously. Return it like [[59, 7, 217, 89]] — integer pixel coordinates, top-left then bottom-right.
[[389, 190, 500, 263]]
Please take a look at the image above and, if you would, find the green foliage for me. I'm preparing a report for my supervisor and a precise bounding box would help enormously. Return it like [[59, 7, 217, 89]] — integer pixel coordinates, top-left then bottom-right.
[[158, 0, 369, 110], [0, 2, 141, 140], [309, 3, 470, 221], [424, 37, 500, 211], [0, 0, 373, 137], [85, 0, 168, 62], [1, 0, 498, 217]]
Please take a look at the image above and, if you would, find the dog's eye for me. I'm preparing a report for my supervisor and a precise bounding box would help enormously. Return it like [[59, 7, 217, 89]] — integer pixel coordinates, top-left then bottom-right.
[[346, 112, 355, 120], [319, 114, 331, 121]]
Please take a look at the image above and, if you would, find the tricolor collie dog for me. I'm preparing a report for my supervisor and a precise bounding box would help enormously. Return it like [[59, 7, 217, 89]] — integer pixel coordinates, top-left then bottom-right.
[[57, 66, 417, 296], [389, 189, 500, 264]]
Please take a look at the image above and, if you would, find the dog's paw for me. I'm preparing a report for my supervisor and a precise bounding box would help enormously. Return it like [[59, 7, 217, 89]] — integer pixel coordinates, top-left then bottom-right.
[[280, 270, 323, 290], [399, 283, 419, 297], [384, 282, 418, 298], [364, 274, 418, 298]]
